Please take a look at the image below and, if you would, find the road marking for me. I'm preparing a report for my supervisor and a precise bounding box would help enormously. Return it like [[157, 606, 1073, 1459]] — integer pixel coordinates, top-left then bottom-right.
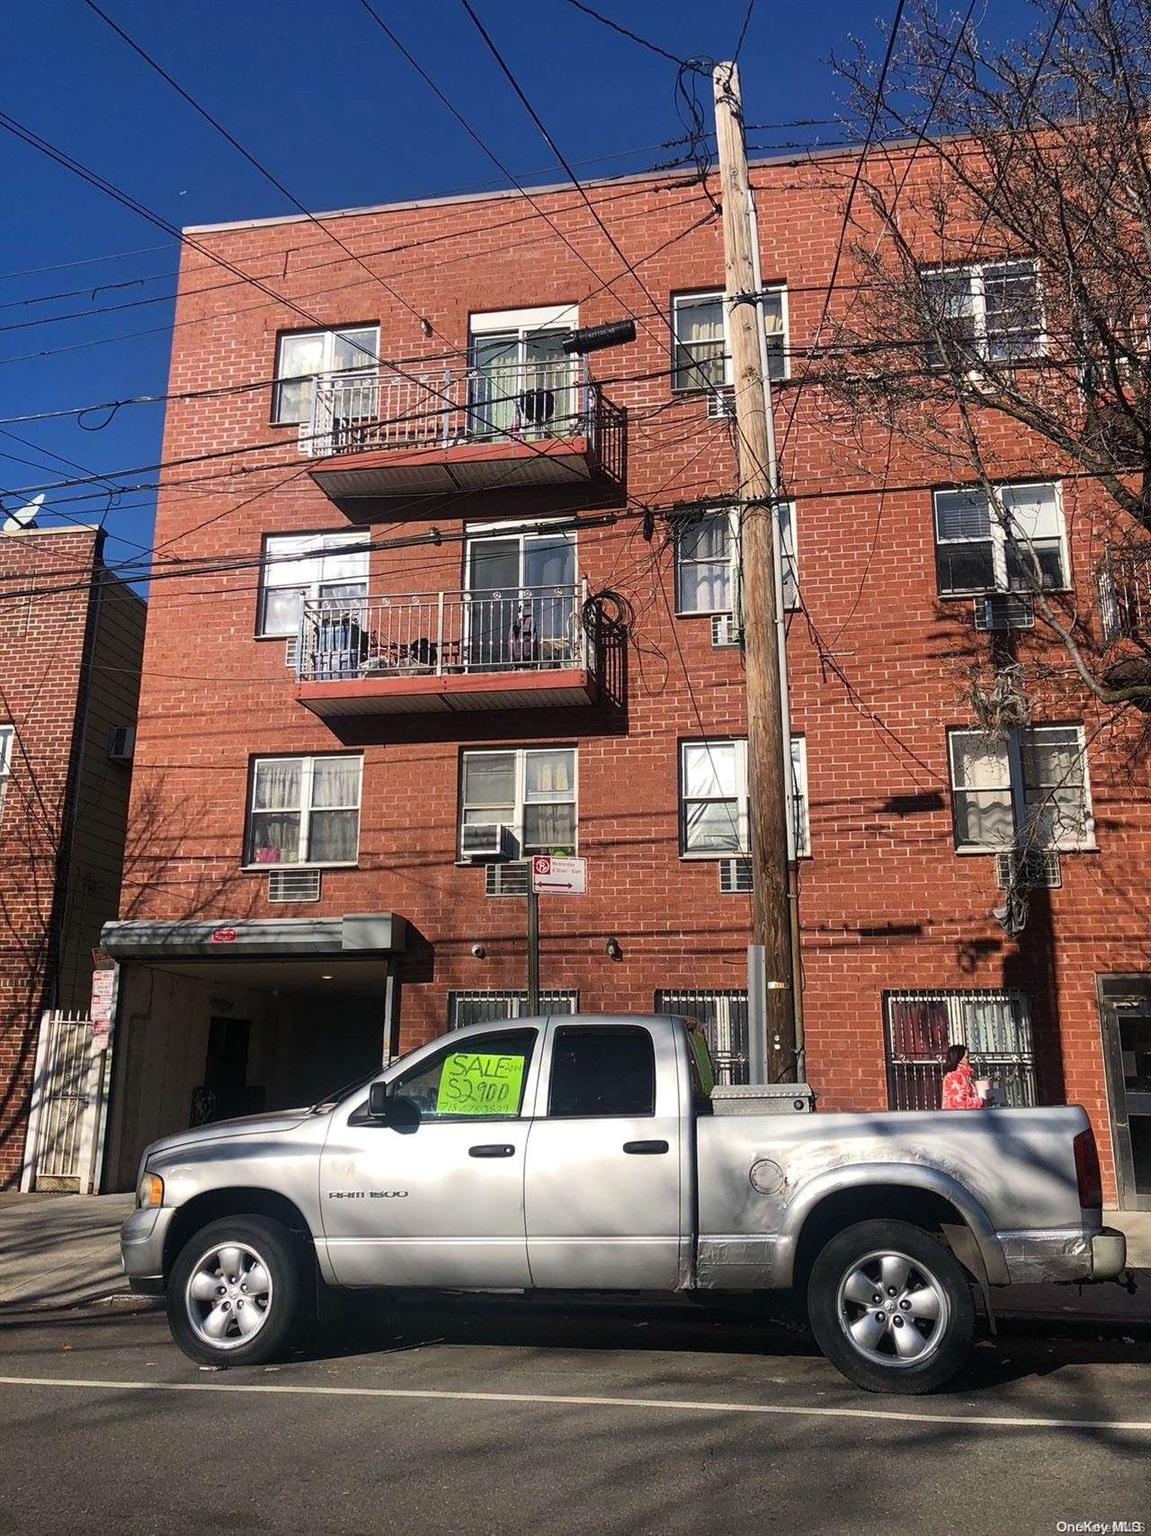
[[0, 1375, 1148, 1432]]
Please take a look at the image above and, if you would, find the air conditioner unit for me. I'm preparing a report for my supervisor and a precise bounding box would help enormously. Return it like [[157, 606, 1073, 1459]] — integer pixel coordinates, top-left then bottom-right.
[[107, 726, 135, 763], [974, 593, 1035, 631], [268, 869, 322, 903], [995, 849, 1062, 890], [719, 856, 754, 893], [711, 613, 743, 648], [461, 823, 517, 861], [707, 387, 736, 419], [485, 861, 530, 897]]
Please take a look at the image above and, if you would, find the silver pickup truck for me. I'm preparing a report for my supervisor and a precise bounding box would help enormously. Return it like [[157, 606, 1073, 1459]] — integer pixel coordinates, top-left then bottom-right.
[[121, 1012, 1126, 1393]]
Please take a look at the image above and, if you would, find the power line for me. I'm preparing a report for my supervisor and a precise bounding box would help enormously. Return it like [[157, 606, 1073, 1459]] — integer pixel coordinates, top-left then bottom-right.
[[732, 0, 757, 63], [0, 241, 170, 283], [458, 0, 684, 360], [561, 1, 695, 68]]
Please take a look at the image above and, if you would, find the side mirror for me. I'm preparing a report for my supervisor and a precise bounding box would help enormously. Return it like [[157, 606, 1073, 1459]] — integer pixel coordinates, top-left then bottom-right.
[[368, 1081, 391, 1119]]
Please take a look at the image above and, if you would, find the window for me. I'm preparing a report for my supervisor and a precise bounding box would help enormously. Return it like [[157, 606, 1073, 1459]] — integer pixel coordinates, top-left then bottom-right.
[[465, 523, 580, 668], [259, 532, 370, 637], [656, 989, 750, 1085], [680, 737, 810, 858], [673, 504, 798, 614], [921, 260, 1042, 367], [884, 990, 1036, 1109], [0, 725, 13, 818], [948, 725, 1093, 852], [387, 1029, 537, 1121], [448, 991, 577, 1029], [548, 1026, 656, 1117], [460, 747, 576, 859], [672, 287, 787, 391], [933, 482, 1068, 595], [245, 755, 363, 866], [273, 325, 379, 426], [469, 306, 579, 440]]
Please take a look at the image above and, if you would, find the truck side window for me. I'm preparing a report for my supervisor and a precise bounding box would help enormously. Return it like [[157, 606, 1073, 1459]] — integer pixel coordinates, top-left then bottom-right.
[[387, 1029, 536, 1122], [548, 1027, 656, 1118]]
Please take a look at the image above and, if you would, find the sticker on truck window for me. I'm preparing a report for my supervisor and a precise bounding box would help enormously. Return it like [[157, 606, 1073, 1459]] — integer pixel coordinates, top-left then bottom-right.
[[436, 1052, 526, 1116]]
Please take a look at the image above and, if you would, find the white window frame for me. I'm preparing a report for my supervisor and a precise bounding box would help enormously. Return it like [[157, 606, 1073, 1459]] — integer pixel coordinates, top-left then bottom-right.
[[459, 746, 578, 860], [680, 736, 810, 860], [469, 304, 579, 338], [921, 259, 1044, 365], [0, 725, 13, 820], [244, 754, 363, 869], [272, 325, 380, 426], [673, 504, 798, 616], [258, 531, 370, 637], [933, 480, 1070, 596], [671, 285, 789, 391], [947, 724, 1095, 853]]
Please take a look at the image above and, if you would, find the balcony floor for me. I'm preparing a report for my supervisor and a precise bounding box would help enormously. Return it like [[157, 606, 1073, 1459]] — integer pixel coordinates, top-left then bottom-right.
[[295, 666, 598, 717], [308, 435, 597, 500]]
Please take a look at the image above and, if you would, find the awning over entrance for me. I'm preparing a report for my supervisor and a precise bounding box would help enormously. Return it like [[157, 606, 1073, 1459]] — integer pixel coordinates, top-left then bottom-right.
[[99, 913, 406, 960]]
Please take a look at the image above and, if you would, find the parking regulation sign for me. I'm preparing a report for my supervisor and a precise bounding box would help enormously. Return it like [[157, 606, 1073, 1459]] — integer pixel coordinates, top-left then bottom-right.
[[531, 855, 587, 895]]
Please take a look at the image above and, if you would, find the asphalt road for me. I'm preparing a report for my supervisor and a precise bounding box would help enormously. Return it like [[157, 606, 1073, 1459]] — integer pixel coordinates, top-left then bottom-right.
[[0, 1298, 1147, 1536]]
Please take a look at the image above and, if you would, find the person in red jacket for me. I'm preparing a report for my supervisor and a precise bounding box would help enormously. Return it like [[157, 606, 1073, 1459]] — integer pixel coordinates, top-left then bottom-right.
[[941, 1043, 985, 1110]]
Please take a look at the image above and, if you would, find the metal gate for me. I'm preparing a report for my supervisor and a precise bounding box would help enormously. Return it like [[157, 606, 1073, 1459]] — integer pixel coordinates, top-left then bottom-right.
[[24, 1010, 94, 1190], [884, 990, 1036, 1110]]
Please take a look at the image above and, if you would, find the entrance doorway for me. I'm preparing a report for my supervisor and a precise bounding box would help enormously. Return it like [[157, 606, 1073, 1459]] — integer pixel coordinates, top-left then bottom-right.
[[1097, 975, 1151, 1210]]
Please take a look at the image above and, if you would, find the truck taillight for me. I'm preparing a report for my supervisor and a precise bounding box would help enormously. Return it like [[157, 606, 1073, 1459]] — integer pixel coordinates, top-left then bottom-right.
[[1074, 1128, 1103, 1209]]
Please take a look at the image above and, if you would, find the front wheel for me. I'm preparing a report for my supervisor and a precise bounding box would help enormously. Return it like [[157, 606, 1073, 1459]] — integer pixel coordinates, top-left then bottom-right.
[[167, 1216, 306, 1367], [806, 1218, 974, 1394]]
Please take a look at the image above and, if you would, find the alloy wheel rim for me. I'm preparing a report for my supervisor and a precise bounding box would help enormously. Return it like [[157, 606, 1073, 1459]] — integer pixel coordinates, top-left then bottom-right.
[[184, 1241, 274, 1351], [835, 1249, 950, 1369]]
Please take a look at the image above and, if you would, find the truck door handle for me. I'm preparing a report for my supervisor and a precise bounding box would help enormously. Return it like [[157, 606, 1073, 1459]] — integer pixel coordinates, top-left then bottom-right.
[[469, 1144, 515, 1158], [623, 1139, 669, 1155]]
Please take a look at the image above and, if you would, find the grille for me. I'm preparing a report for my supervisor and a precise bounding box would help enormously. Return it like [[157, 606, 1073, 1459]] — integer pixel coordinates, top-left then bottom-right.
[[485, 861, 530, 897], [268, 868, 322, 902], [719, 856, 753, 893]]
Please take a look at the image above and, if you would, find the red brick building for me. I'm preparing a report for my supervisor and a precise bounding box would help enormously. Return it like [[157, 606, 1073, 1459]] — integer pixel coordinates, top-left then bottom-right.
[[98, 149, 1151, 1207], [0, 524, 144, 1188]]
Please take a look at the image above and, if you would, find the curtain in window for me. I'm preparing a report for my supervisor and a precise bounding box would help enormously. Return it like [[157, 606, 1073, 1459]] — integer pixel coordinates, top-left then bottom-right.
[[675, 297, 726, 389], [683, 742, 743, 851], [676, 514, 732, 612], [524, 750, 575, 851], [307, 758, 361, 864], [950, 735, 1013, 846], [1020, 728, 1087, 847], [249, 759, 303, 863]]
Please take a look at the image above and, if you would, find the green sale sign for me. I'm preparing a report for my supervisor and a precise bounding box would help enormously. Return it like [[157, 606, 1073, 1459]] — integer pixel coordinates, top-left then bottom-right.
[[436, 1052, 526, 1116]]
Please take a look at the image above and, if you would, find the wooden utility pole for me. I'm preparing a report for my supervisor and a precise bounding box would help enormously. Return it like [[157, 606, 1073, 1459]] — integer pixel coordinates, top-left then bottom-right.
[[713, 61, 796, 1081]]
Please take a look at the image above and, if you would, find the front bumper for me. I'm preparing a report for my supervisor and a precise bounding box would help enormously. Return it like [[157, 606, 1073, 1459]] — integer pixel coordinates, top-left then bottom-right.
[[120, 1204, 176, 1284], [999, 1226, 1128, 1285]]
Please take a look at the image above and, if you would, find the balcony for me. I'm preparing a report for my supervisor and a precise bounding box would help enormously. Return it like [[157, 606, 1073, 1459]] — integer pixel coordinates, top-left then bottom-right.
[[298, 357, 625, 501], [293, 584, 601, 717], [1099, 544, 1151, 639]]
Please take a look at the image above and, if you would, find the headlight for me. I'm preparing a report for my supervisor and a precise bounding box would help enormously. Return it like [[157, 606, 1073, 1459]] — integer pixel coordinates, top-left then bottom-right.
[[137, 1172, 164, 1209]]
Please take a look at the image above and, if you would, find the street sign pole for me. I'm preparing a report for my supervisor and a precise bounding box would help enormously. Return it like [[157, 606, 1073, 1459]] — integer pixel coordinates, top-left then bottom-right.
[[527, 885, 540, 1015]]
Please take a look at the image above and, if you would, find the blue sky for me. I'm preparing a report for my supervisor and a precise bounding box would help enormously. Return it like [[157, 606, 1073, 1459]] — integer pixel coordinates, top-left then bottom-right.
[[0, 1, 1036, 572]]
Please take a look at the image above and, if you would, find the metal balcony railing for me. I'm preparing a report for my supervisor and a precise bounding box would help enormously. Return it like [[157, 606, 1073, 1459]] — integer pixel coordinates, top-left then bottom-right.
[[297, 582, 592, 684], [1099, 544, 1151, 640], [298, 356, 598, 459]]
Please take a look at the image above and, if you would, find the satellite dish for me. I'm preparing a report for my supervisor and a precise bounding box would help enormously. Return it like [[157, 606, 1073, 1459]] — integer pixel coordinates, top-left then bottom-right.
[[2, 493, 44, 534]]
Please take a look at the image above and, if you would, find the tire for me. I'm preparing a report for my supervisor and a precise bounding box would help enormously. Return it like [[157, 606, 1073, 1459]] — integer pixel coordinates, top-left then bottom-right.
[[167, 1216, 306, 1368], [806, 1218, 975, 1395]]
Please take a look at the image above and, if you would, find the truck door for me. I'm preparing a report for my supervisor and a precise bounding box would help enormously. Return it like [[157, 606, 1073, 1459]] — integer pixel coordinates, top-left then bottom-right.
[[523, 1021, 683, 1289], [319, 1027, 538, 1288]]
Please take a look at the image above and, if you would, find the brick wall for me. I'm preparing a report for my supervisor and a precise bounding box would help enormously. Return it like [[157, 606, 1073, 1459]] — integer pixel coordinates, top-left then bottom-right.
[[124, 151, 1151, 1199]]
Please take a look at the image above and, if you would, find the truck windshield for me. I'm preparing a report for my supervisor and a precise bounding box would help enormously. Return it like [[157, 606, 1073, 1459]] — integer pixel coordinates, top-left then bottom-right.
[[309, 1047, 419, 1114]]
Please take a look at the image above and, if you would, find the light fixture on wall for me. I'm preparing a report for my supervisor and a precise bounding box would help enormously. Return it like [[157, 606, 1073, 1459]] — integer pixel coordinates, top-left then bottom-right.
[[605, 938, 623, 962], [471, 943, 487, 960]]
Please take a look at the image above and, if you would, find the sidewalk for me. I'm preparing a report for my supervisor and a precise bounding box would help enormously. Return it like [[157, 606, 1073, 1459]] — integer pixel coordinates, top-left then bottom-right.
[[0, 1191, 1148, 1325], [0, 1193, 135, 1313]]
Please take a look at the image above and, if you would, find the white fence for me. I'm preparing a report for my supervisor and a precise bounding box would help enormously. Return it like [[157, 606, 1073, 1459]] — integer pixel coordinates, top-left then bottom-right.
[[22, 1009, 96, 1191]]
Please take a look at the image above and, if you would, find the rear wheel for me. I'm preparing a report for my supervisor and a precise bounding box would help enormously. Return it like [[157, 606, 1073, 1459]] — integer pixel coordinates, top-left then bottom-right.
[[167, 1216, 305, 1367], [807, 1218, 974, 1395]]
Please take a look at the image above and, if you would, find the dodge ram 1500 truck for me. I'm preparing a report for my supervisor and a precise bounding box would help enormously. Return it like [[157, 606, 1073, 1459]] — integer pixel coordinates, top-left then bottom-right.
[[121, 1012, 1127, 1393]]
